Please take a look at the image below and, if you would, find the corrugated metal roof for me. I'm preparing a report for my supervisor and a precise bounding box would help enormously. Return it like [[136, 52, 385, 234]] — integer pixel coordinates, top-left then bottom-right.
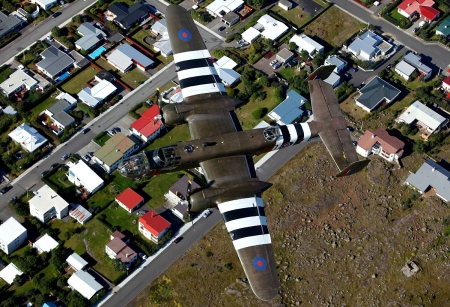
[[406, 160, 450, 201], [268, 89, 307, 125]]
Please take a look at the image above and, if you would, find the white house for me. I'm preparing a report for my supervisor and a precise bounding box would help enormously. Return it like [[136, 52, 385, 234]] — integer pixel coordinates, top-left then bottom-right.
[[0, 263, 23, 284], [36, 46, 75, 79], [31, 0, 57, 10], [107, 43, 154, 73], [0, 69, 38, 97], [356, 76, 401, 112], [241, 27, 261, 43], [255, 15, 288, 41], [93, 133, 139, 173], [33, 234, 59, 253], [356, 128, 404, 162], [130, 105, 164, 142], [8, 123, 47, 153], [206, 0, 244, 18], [115, 188, 144, 213], [29, 184, 69, 223], [213, 56, 240, 86], [442, 76, 450, 92], [278, 0, 292, 11], [78, 79, 117, 108], [289, 34, 324, 57], [68, 270, 103, 299], [75, 23, 106, 51], [66, 253, 88, 272], [324, 72, 341, 88], [268, 90, 308, 125], [403, 53, 433, 80], [324, 55, 347, 74], [165, 175, 201, 205], [348, 30, 391, 61], [0, 217, 27, 255], [395, 60, 416, 81], [151, 19, 167, 36], [67, 160, 104, 194], [397, 100, 448, 137], [138, 210, 171, 243]]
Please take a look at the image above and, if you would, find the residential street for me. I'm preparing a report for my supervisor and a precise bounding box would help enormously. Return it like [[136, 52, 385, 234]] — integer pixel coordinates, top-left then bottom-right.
[[332, 0, 449, 70]]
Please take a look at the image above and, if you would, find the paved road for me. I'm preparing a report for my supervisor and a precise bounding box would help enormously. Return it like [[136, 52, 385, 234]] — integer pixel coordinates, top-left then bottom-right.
[[333, 0, 449, 70], [0, 0, 94, 64]]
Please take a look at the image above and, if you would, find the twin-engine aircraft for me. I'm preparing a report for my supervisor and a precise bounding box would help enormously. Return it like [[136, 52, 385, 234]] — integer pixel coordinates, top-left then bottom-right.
[[118, 5, 369, 301]]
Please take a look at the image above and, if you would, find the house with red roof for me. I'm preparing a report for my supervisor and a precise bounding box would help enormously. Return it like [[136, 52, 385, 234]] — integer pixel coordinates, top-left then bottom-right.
[[130, 105, 164, 142], [397, 0, 440, 22], [115, 188, 144, 213], [138, 210, 171, 243], [356, 128, 405, 162], [441, 76, 450, 92]]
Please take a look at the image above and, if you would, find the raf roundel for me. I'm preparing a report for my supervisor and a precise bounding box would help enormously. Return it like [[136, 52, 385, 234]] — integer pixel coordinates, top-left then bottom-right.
[[178, 28, 192, 42], [252, 256, 267, 271]]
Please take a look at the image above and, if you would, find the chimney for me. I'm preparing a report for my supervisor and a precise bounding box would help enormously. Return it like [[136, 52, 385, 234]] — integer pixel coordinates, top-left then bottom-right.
[[432, 167, 435, 172], [126, 253, 129, 258], [372, 134, 376, 139]]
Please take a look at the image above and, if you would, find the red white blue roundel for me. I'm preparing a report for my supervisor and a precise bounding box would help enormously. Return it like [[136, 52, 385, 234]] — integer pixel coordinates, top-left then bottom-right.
[[178, 28, 192, 41], [253, 256, 267, 271]]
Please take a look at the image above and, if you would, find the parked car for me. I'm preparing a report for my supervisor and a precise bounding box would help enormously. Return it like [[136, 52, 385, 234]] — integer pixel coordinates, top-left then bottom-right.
[[352, 141, 358, 146], [47, 35, 54, 42], [136, 210, 147, 216], [52, 12, 61, 18], [202, 210, 212, 218], [61, 153, 70, 160], [95, 22, 104, 29], [50, 163, 59, 169], [82, 128, 90, 134], [273, 63, 281, 69], [0, 186, 11, 194], [347, 126, 354, 132], [41, 170, 49, 177], [113, 127, 121, 132], [9, 196, 17, 202], [81, 155, 90, 162], [173, 237, 183, 244], [349, 67, 358, 72], [218, 26, 226, 31]]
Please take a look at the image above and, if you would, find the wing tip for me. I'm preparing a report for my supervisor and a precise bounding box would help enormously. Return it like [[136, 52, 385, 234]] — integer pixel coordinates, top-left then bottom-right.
[[336, 159, 370, 177]]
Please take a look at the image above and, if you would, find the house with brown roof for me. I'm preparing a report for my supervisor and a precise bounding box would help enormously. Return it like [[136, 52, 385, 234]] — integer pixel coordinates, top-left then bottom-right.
[[93, 133, 139, 173], [356, 128, 405, 162], [105, 231, 137, 267]]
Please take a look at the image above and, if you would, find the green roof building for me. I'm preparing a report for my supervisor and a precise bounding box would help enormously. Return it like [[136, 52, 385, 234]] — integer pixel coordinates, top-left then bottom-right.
[[93, 133, 139, 173], [436, 17, 450, 37]]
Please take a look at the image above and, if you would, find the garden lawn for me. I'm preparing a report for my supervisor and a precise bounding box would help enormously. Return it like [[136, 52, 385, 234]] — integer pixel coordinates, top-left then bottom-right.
[[390, 10, 408, 22], [96, 57, 118, 73], [0, 67, 13, 83], [303, 6, 365, 47], [61, 67, 98, 94], [86, 183, 117, 210], [132, 29, 153, 48], [143, 124, 190, 152], [278, 67, 297, 80], [102, 205, 139, 234], [120, 68, 148, 89], [49, 219, 82, 242], [269, 7, 313, 29], [142, 172, 181, 209], [94, 133, 111, 146], [31, 95, 57, 116]]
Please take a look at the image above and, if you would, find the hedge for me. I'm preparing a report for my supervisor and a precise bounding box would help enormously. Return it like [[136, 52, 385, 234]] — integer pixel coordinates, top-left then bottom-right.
[[381, 0, 411, 29]]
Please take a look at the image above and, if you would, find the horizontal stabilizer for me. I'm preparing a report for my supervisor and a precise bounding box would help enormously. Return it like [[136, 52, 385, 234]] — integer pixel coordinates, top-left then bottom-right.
[[336, 159, 370, 177]]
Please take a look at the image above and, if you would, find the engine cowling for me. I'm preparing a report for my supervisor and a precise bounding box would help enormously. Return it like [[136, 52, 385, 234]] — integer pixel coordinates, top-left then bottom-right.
[[162, 104, 185, 126]]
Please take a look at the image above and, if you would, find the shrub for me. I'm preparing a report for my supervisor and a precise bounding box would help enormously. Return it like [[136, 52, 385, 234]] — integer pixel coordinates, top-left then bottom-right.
[[252, 107, 268, 119]]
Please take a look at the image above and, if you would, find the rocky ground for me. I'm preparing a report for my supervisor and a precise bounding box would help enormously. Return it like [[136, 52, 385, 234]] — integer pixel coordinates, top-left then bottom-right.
[[130, 142, 450, 307]]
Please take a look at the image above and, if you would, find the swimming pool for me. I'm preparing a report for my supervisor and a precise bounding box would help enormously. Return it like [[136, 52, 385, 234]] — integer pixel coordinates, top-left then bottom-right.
[[89, 46, 107, 59], [55, 71, 70, 82]]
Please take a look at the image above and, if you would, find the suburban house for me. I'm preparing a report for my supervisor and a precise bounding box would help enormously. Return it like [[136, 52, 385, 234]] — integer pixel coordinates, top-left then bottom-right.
[[206, 0, 244, 18], [69, 204, 93, 225], [115, 188, 144, 213], [93, 133, 139, 173], [8, 123, 47, 153], [278, 0, 293, 11], [152, 19, 172, 57], [356, 128, 405, 162], [436, 16, 450, 37], [276, 48, 294, 65], [254, 15, 288, 41], [441, 76, 450, 92], [213, 56, 241, 86], [138, 210, 171, 243], [66, 253, 88, 272], [402, 53, 432, 80], [107, 43, 154, 73], [355, 76, 401, 112], [268, 89, 308, 125], [33, 234, 59, 253], [165, 175, 201, 205], [397, 100, 447, 138], [324, 72, 341, 88], [75, 23, 107, 51], [68, 270, 103, 299], [241, 27, 261, 43], [0, 217, 27, 255], [36, 46, 75, 79], [151, 19, 167, 36], [397, 0, 440, 22], [347, 30, 392, 61], [222, 11, 240, 27], [0, 69, 38, 97], [29, 184, 69, 223], [0, 11, 22, 39], [105, 231, 137, 267], [130, 104, 164, 142], [106, 2, 151, 30], [77, 79, 117, 108], [394, 60, 416, 80], [406, 160, 450, 202], [289, 34, 324, 57], [41, 98, 77, 133], [0, 263, 23, 285], [324, 55, 347, 74], [66, 160, 104, 194], [31, 0, 56, 10]]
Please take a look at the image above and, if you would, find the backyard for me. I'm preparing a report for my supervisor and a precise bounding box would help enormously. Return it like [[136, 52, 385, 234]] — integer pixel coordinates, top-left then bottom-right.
[[0, 67, 14, 83], [61, 67, 99, 94], [303, 6, 365, 47], [30, 94, 57, 116], [269, 7, 313, 29], [141, 172, 182, 209]]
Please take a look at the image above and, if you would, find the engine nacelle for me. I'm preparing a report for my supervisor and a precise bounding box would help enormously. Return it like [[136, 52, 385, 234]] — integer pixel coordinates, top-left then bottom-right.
[[162, 104, 185, 126]]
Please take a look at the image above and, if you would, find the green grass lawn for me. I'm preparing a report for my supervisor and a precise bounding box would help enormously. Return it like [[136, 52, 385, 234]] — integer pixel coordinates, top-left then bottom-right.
[[144, 124, 191, 151], [96, 57, 118, 74], [278, 67, 297, 80], [103, 205, 139, 234], [94, 133, 111, 146], [61, 67, 98, 94], [132, 29, 153, 48], [30, 95, 57, 116], [303, 6, 365, 47], [49, 219, 82, 242], [269, 7, 313, 29], [156, 54, 174, 66], [390, 10, 408, 22], [120, 67, 148, 89], [86, 184, 117, 210], [0, 67, 13, 83], [142, 172, 182, 209]]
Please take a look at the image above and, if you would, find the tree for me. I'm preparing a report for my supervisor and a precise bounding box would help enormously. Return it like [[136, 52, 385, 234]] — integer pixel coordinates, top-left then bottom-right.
[[289, 42, 297, 51], [112, 259, 126, 272], [50, 247, 67, 272], [413, 141, 426, 153], [312, 52, 326, 69], [258, 75, 270, 87], [72, 14, 83, 23], [68, 291, 89, 307], [300, 50, 309, 60], [51, 26, 61, 37], [252, 108, 268, 119]]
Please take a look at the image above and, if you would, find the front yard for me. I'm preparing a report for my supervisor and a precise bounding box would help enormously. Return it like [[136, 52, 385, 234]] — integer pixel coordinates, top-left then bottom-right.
[[61, 67, 99, 94], [120, 68, 148, 89], [0, 67, 14, 83]]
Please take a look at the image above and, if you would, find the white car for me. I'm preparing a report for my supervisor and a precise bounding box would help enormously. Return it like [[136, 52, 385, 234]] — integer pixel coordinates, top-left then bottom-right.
[[202, 210, 212, 218]]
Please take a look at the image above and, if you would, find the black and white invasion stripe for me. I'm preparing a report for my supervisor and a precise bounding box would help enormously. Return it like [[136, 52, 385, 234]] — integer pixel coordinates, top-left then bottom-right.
[[271, 123, 312, 150], [218, 196, 271, 250], [174, 50, 226, 99]]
